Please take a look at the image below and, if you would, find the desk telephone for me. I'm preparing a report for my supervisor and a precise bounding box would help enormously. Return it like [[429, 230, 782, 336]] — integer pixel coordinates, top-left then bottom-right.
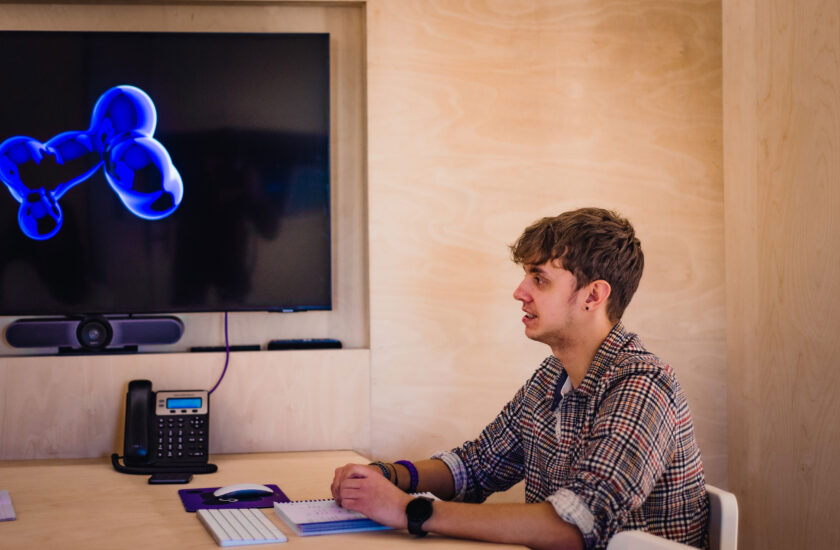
[[111, 379, 217, 475]]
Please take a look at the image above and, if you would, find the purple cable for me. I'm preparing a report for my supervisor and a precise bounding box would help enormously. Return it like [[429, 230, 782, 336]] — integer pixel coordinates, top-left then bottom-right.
[[208, 311, 230, 395]]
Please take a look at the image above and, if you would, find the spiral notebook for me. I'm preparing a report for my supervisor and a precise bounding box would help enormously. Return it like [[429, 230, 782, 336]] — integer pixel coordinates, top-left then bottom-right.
[[273, 493, 435, 537]]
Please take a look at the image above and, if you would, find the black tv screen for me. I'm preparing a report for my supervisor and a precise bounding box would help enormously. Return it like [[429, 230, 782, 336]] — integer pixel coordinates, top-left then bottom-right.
[[0, 31, 331, 316]]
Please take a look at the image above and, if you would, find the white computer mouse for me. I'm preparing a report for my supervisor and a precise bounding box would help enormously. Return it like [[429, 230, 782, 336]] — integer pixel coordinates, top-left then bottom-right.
[[213, 483, 274, 498]]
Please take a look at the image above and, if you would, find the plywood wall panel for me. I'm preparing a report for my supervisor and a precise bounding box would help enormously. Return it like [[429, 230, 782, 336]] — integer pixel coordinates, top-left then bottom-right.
[[725, 0, 840, 548], [366, 0, 726, 489], [0, 349, 370, 460]]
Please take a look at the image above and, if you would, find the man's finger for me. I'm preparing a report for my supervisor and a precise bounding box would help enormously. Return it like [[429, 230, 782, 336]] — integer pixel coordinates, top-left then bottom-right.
[[347, 463, 373, 478]]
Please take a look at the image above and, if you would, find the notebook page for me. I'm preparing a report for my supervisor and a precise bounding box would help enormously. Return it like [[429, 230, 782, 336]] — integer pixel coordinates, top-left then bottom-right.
[[275, 500, 366, 524]]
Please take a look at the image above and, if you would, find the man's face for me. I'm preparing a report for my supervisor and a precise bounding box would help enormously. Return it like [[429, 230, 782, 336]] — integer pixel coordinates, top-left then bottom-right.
[[513, 259, 585, 350]]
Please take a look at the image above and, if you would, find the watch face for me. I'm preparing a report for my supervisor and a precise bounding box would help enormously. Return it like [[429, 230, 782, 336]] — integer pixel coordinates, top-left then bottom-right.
[[406, 497, 434, 536], [407, 497, 433, 519]]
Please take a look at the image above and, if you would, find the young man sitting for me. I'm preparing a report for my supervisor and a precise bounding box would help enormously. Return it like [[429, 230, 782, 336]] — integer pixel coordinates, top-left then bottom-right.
[[331, 207, 709, 550]]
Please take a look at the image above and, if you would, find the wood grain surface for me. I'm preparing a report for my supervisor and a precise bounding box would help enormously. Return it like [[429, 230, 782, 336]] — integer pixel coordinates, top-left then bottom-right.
[[0, 451, 524, 550], [0, 349, 370, 459], [366, 0, 726, 492], [725, 0, 840, 548]]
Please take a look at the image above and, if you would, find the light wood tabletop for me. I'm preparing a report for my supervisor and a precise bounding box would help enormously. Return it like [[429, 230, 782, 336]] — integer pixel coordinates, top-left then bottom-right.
[[0, 450, 524, 549]]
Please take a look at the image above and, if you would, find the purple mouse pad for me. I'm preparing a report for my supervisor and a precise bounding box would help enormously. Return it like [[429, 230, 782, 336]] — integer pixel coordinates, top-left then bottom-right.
[[178, 484, 290, 512]]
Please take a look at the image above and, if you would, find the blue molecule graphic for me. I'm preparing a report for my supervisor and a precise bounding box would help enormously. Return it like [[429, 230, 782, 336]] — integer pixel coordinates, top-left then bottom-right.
[[0, 85, 183, 240]]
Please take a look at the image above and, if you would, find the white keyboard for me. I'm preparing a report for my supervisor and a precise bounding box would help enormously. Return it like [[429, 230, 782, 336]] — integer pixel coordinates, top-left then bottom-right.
[[198, 508, 288, 546]]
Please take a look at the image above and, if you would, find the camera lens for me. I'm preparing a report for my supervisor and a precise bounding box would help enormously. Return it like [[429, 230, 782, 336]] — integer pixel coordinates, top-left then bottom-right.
[[77, 318, 112, 350]]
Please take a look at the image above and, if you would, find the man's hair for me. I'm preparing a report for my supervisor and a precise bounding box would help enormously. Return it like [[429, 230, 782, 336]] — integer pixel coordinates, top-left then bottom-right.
[[509, 207, 644, 322]]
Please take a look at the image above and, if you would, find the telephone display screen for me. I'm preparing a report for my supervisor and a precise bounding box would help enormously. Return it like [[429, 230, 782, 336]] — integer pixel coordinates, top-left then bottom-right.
[[166, 397, 202, 409]]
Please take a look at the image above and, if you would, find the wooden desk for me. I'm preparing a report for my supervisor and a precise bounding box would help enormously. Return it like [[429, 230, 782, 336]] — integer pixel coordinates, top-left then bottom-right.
[[0, 451, 524, 549]]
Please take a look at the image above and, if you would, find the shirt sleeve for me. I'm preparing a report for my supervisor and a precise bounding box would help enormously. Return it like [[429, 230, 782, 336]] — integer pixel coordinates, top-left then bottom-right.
[[430, 450, 469, 501], [434, 380, 530, 503], [548, 366, 678, 548]]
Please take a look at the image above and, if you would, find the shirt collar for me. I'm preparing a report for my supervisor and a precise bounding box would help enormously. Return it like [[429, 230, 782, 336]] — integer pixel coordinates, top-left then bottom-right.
[[546, 321, 636, 404], [575, 321, 634, 397], [541, 355, 565, 410], [550, 370, 573, 411], [559, 375, 574, 396]]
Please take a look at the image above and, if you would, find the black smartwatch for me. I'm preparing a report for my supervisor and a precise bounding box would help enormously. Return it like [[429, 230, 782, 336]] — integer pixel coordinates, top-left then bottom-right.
[[405, 496, 434, 537]]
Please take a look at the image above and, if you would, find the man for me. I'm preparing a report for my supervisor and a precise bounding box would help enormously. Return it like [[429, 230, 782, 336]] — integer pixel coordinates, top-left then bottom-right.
[[331, 208, 709, 549]]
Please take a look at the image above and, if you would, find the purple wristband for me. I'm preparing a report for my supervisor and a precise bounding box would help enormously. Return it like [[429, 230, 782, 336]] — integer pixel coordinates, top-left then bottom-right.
[[395, 460, 418, 493]]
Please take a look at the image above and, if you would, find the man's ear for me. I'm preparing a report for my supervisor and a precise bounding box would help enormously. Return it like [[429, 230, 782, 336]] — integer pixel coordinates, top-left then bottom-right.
[[584, 280, 612, 312]]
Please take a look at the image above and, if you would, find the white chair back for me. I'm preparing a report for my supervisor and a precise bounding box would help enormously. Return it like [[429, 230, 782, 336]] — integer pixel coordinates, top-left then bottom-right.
[[606, 484, 739, 550], [707, 485, 738, 550]]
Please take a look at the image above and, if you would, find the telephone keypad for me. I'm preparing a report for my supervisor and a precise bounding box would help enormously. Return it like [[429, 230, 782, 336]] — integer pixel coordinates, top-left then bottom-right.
[[155, 415, 208, 462]]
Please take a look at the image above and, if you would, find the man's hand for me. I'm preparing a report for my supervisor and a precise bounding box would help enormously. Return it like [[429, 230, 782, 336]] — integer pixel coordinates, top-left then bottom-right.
[[329, 462, 583, 549], [330, 463, 413, 528], [331, 462, 383, 504]]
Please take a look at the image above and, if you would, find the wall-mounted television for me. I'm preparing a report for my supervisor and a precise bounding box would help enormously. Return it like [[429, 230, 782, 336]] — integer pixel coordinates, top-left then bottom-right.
[[0, 31, 331, 329]]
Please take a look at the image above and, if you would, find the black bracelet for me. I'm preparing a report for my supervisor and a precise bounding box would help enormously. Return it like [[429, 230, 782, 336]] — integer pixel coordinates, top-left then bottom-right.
[[391, 462, 399, 487], [368, 461, 391, 480]]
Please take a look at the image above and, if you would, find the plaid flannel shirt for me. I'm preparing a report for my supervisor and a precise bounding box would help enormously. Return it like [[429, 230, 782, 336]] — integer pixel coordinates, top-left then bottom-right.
[[434, 323, 709, 549]]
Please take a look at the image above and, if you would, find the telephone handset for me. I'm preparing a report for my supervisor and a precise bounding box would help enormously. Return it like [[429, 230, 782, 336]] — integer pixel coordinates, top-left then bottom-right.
[[111, 379, 217, 475]]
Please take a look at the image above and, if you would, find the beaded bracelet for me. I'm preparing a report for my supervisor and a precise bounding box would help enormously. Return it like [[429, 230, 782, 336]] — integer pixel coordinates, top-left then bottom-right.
[[395, 460, 419, 493], [368, 461, 391, 480]]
